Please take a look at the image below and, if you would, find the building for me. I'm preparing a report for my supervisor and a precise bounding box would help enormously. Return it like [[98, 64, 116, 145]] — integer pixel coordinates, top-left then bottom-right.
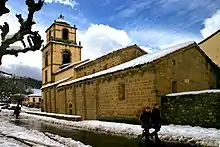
[[42, 16, 220, 120], [199, 29, 220, 66], [24, 89, 42, 108]]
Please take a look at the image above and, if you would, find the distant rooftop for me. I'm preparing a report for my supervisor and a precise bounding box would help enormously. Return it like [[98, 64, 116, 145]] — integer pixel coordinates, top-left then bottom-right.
[[28, 89, 41, 97]]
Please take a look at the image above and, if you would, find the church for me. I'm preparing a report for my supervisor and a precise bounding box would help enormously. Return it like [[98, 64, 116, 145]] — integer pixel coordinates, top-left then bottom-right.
[[41, 16, 220, 120]]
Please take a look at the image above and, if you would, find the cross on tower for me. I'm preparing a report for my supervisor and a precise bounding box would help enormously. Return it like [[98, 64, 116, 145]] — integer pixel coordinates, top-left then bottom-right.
[[59, 14, 64, 19]]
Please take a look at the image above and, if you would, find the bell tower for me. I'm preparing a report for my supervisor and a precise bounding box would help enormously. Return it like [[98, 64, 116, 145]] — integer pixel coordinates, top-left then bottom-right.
[[42, 15, 82, 85]]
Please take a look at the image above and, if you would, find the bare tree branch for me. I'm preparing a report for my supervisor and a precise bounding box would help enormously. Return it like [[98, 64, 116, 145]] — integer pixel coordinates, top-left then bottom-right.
[[0, 0, 44, 65], [0, 0, 10, 16], [5, 31, 43, 56]]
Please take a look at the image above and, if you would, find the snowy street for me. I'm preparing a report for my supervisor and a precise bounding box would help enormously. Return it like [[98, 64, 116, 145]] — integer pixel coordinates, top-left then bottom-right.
[[1, 109, 220, 147], [0, 116, 91, 147]]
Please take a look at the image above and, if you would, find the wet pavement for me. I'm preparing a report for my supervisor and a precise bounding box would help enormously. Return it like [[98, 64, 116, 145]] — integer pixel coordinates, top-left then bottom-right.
[[8, 117, 200, 147]]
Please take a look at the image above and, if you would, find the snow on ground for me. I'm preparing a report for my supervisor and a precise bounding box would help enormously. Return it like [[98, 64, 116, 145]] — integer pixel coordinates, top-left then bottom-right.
[[0, 135, 29, 147], [0, 109, 14, 117], [24, 110, 81, 118], [45, 133, 91, 147], [20, 112, 220, 147], [0, 117, 91, 147], [21, 106, 41, 112]]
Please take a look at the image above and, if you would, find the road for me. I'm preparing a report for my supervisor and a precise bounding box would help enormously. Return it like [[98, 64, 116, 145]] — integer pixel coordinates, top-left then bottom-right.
[[7, 116, 199, 147]]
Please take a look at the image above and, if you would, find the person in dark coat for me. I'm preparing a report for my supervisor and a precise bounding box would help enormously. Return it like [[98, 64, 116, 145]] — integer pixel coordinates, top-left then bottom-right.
[[150, 103, 161, 142], [14, 106, 20, 119], [139, 106, 151, 143]]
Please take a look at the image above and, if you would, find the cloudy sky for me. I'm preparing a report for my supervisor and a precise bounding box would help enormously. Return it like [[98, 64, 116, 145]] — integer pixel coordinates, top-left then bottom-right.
[[0, 0, 220, 80]]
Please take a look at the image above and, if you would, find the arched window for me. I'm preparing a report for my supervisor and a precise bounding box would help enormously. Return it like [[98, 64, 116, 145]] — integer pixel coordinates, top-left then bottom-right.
[[62, 50, 71, 64], [69, 103, 72, 115], [62, 29, 69, 40]]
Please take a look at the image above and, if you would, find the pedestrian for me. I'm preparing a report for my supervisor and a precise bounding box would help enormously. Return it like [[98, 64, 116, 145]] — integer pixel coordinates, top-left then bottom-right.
[[150, 103, 161, 142], [14, 106, 20, 119], [138, 106, 146, 142], [139, 106, 151, 143]]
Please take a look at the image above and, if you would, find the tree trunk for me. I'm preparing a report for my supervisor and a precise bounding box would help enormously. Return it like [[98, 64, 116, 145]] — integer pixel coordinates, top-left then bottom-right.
[[0, 54, 2, 65]]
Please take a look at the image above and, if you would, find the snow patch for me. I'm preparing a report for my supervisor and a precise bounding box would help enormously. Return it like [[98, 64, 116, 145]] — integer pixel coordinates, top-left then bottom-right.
[[24, 110, 81, 119], [166, 89, 220, 96], [55, 19, 70, 24]]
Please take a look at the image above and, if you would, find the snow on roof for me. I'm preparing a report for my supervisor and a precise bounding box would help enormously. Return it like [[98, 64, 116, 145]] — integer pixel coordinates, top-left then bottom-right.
[[41, 77, 72, 89], [55, 18, 70, 25], [50, 40, 81, 47], [58, 41, 195, 87], [74, 44, 140, 69], [74, 59, 92, 69], [166, 89, 220, 97], [55, 59, 90, 74], [28, 89, 41, 97]]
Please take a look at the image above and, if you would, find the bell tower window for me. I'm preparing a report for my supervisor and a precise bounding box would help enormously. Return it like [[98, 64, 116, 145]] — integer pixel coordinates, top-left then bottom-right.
[[45, 51, 48, 66], [62, 50, 71, 64], [62, 29, 69, 40]]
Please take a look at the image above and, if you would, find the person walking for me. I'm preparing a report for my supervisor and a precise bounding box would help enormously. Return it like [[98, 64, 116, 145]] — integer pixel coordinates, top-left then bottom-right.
[[139, 107, 152, 143], [150, 103, 161, 143]]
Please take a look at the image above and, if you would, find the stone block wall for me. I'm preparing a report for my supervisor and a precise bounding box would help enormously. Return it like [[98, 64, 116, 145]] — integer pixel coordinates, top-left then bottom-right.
[[161, 93, 220, 128], [155, 46, 218, 100]]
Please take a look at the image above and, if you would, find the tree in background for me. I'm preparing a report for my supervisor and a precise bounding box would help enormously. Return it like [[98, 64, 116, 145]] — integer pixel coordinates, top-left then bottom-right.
[[0, 0, 44, 65]]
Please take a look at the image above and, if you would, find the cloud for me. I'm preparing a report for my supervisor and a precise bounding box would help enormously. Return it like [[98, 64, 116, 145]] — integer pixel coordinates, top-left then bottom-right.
[[77, 24, 133, 60], [44, 0, 77, 8], [128, 28, 201, 49], [200, 10, 220, 38], [0, 64, 41, 80]]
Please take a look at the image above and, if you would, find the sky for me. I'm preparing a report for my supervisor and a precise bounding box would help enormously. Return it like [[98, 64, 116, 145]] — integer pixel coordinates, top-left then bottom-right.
[[0, 0, 220, 80]]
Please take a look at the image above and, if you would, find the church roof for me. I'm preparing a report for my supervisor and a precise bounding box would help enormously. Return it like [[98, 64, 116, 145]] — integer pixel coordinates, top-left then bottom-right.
[[55, 59, 90, 75], [74, 44, 147, 69], [58, 41, 197, 88], [41, 77, 72, 89]]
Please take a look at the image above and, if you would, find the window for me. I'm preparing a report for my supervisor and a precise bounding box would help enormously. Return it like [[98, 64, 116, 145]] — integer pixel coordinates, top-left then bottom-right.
[[62, 50, 71, 64], [39, 98, 41, 102], [45, 70, 48, 83], [118, 83, 125, 100], [69, 103, 72, 115], [45, 51, 48, 66], [172, 81, 177, 93], [62, 29, 69, 40], [33, 98, 35, 103]]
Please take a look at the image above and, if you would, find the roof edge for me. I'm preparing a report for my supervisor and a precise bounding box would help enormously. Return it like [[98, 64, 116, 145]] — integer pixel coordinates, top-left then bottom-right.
[[198, 29, 220, 45]]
